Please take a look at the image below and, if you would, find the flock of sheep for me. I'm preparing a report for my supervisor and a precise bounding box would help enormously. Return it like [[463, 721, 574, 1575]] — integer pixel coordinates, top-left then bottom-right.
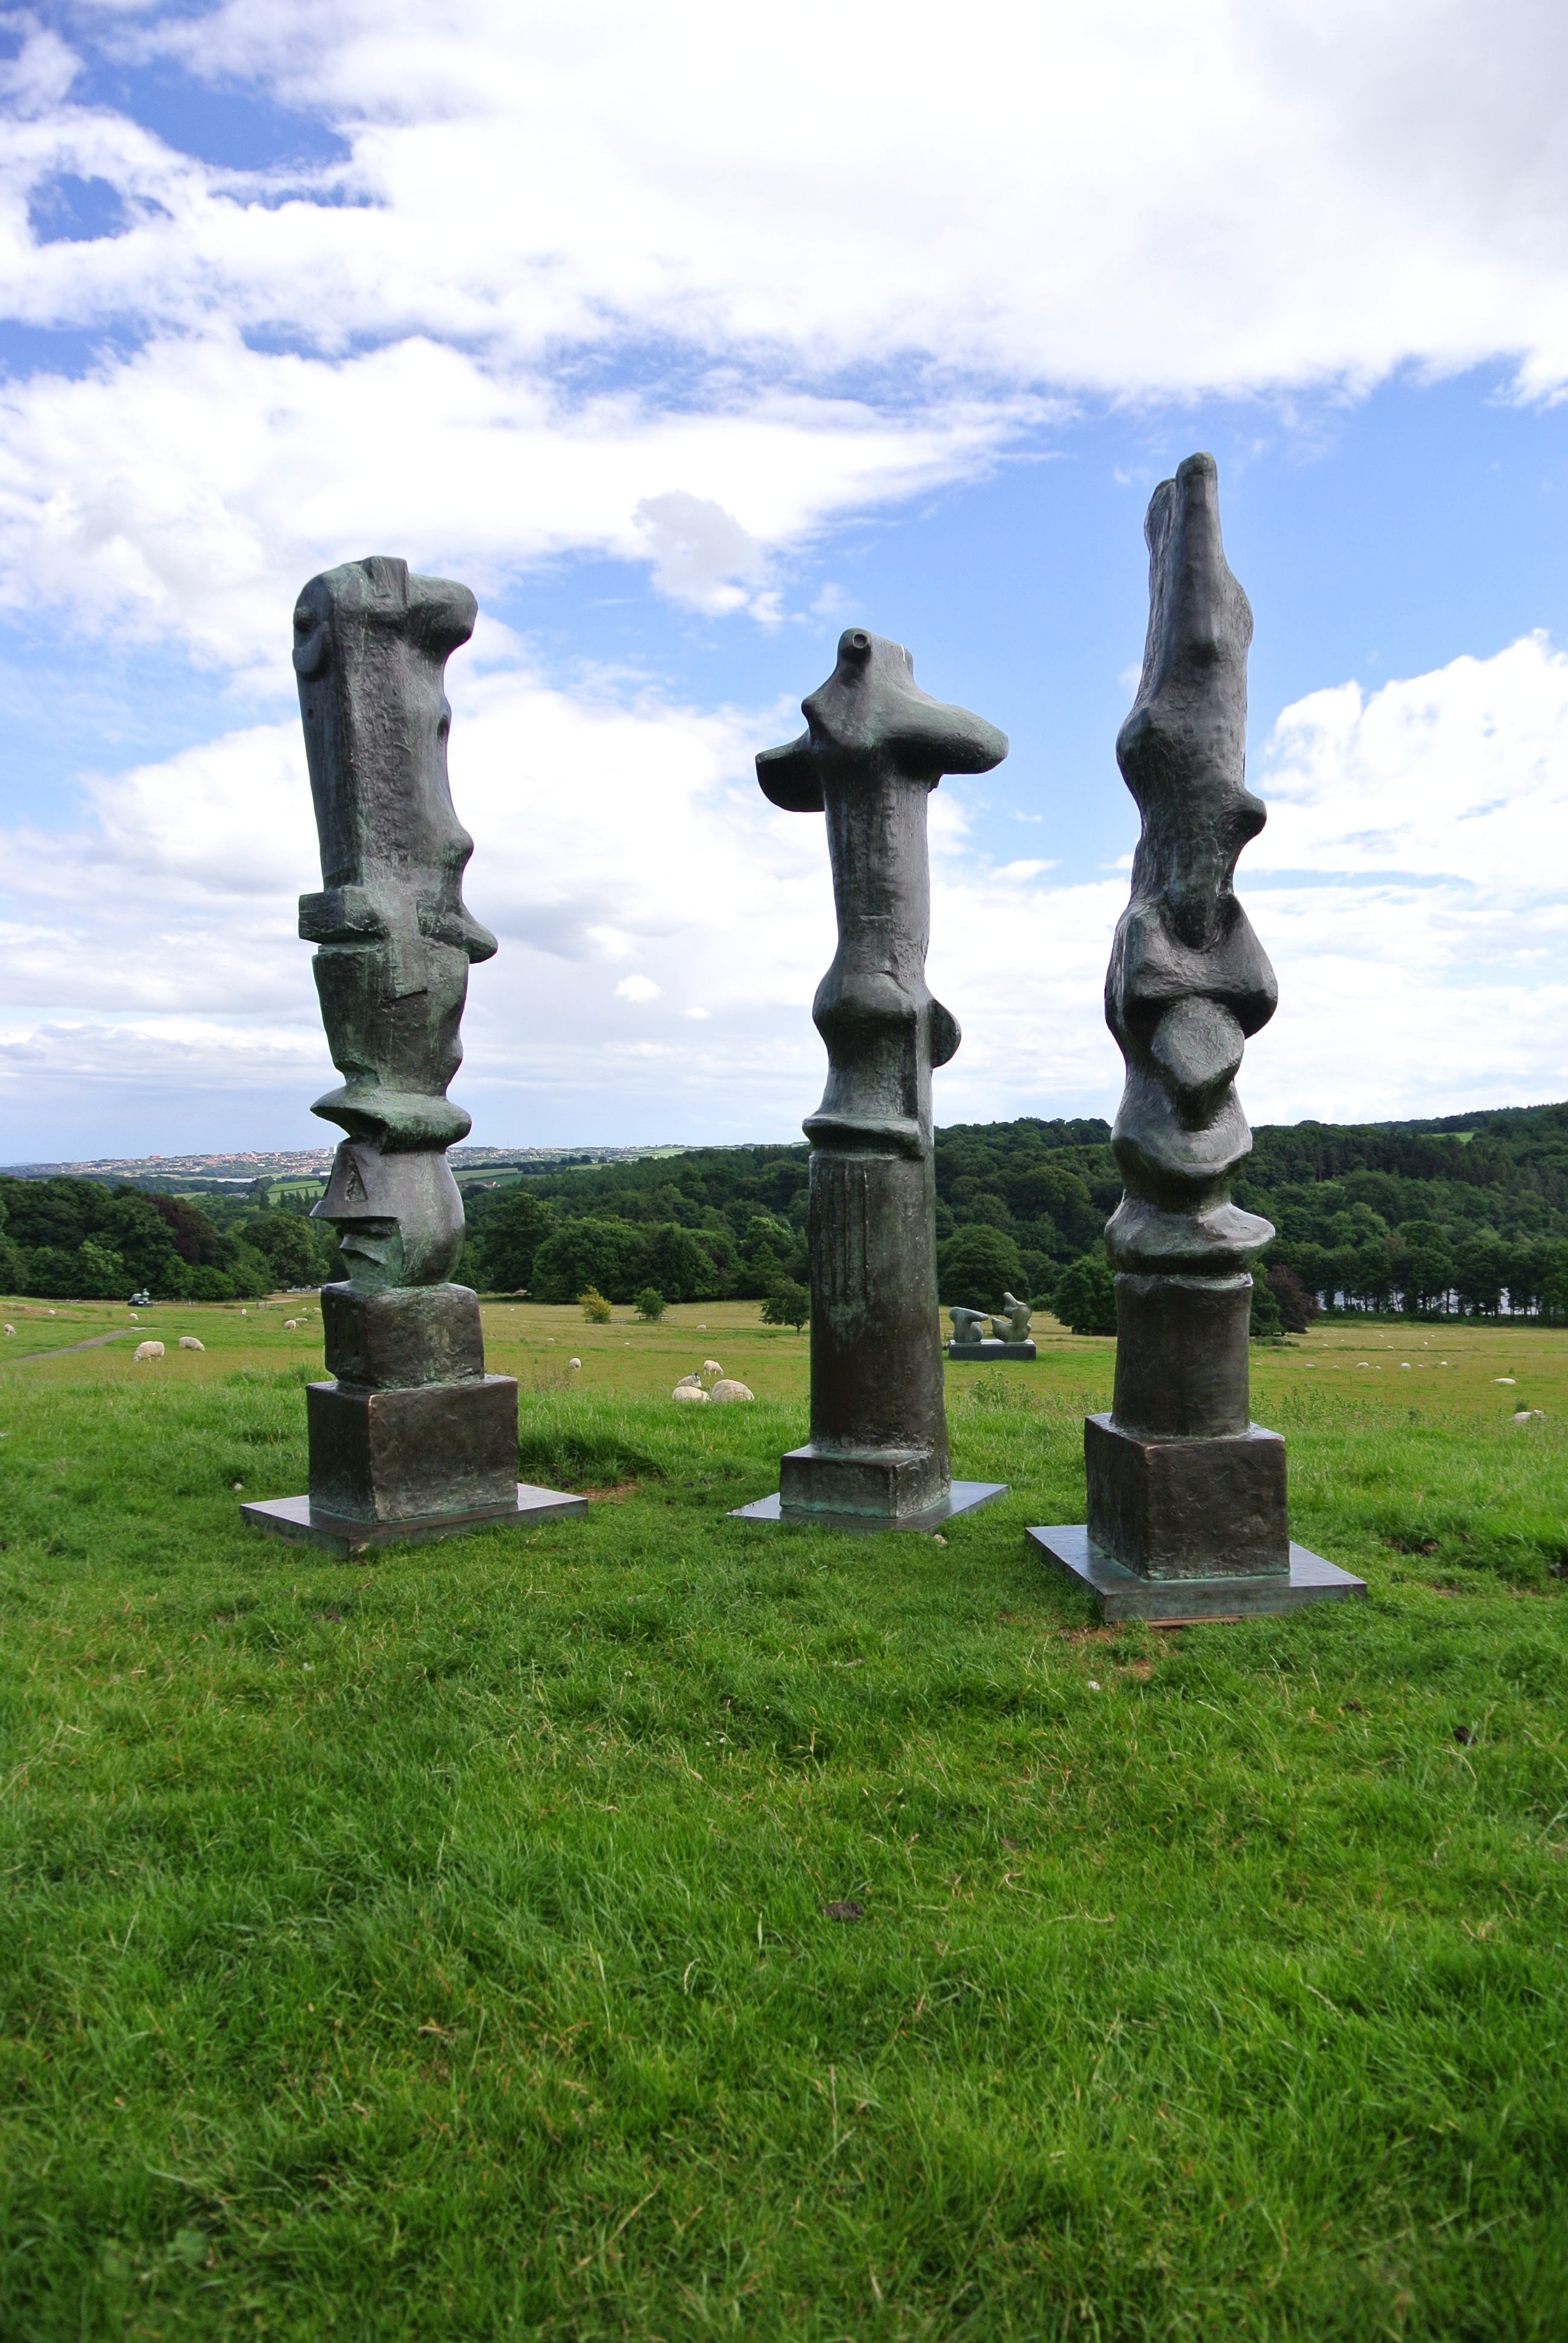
[[129, 1302, 314, 1363], [5, 1303, 761, 1403], [673, 1359, 754, 1404]]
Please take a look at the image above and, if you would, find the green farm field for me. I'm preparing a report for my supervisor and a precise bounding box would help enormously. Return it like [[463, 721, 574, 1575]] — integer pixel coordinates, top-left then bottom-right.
[[2, 1294, 1567, 2339]]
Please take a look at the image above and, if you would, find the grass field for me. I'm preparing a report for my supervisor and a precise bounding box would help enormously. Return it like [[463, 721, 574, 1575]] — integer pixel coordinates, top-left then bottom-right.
[[2, 1295, 1567, 2339]]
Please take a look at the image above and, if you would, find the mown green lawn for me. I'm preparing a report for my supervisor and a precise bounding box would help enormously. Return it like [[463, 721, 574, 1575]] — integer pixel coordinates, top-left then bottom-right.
[[2, 1306, 1566, 2339]]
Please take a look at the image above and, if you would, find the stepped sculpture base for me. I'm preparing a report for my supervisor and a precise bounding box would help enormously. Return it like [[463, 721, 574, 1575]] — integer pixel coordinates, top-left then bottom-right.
[[243, 1297, 584, 1553], [733, 1477, 1006, 1536], [1026, 1524, 1365, 1624], [244, 1482, 587, 1559], [947, 1340, 1036, 1362]]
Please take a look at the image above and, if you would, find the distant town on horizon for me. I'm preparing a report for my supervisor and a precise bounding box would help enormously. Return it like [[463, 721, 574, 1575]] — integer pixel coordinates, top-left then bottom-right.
[[3, 1099, 1562, 1191]]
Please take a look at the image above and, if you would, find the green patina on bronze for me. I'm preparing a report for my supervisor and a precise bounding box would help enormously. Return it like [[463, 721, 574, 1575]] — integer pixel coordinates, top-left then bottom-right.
[[241, 554, 582, 1552], [756, 628, 1008, 1525], [293, 554, 496, 1290], [1094, 456, 1288, 1580], [1031, 456, 1364, 1619]]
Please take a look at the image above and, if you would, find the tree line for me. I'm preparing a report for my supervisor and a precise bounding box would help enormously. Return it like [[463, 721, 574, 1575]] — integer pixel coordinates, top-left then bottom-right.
[[5, 1100, 1567, 1325], [0, 1177, 336, 1303]]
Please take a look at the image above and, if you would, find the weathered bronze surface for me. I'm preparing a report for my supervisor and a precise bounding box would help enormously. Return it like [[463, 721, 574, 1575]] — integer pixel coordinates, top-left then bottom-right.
[[304, 1376, 520, 1522], [756, 628, 1007, 1522], [244, 555, 575, 1552], [1025, 459, 1364, 1614], [1025, 1526, 1365, 1624], [293, 555, 497, 1285], [1085, 454, 1290, 1581], [947, 1296, 1034, 1359], [1105, 454, 1276, 1300]]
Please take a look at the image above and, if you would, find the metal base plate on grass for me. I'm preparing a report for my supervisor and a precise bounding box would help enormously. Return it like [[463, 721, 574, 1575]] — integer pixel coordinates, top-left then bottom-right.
[[243, 1481, 587, 1558], [1026, 1524, 1366, 1623], [731, 1480, 1007, 1536]]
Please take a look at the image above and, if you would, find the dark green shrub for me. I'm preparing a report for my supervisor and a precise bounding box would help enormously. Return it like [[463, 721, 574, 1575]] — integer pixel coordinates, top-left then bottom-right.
[[762, 1279, 810, 1331], [938, 1225, 1023, 1311], [1054, 1252, 1117, 1335], [1249, 1274, 1284, 1337]]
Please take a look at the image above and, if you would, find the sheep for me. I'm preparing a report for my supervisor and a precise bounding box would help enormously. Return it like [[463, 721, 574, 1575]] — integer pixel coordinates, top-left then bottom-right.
[[283, 1319, 299, 1330], [673, 1374, 709, 1402], [178, 1336, 205, 1352], [569, 1357, 582, 1370], [132, 1340, 165, 1363], [2, 1325, 13, 1337], [702, 1359, 724, 1378], [708, 1378, 754, 1403]]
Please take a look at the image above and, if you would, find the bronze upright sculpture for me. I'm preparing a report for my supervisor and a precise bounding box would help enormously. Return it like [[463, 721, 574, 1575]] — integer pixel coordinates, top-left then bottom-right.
[[734, 628, 1010, 1531], [1029, 458, 1364, 1619], [243, 556, 584, 1555]]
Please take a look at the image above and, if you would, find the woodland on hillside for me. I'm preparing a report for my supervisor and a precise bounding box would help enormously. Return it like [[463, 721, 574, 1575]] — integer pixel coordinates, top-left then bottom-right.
[[4, 1101, 1567, 1325], [455, 1099, 1568, 1325]]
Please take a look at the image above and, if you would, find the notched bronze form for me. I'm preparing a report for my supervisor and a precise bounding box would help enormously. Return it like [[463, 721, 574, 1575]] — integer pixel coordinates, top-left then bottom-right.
[[243, 555, 583, 1555], [1105, 455, 1277, 1279], [1027, 457, 1365, 1621], [736, 629, 1010, 1532], [293, 555, 496, 1285]]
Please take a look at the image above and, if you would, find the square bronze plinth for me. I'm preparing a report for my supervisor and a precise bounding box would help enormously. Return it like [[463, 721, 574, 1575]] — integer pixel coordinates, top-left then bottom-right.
[[733, 1449, 1006, 1536], [241, 1371, 585, 1556], [1086, 1411, 1289, 1581], [243, 1482, 587, 1559], [1025, 1524, 1365, 1624], [731, 1483, 1007, 1535], [305, 1374, 520, 1523], [1027, 1411, 1366, 1622]]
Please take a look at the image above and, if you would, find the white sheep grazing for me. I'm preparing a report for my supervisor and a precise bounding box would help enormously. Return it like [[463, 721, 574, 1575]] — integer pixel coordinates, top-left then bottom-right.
[[702, 1359, 724, 1378], [673, 1374, 709, 1402], [132, 1340, 165, 1363], [178, 1336, 205, 1352], [2, 1325, 13, 1337], [283, 1319, 299, 1330], [708, 1378, 754, 1403], [568, 1357, 582, 1371]]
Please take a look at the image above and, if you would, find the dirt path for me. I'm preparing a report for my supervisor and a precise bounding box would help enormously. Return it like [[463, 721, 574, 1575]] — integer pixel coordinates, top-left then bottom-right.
[[9, 1327, 166, 1363]]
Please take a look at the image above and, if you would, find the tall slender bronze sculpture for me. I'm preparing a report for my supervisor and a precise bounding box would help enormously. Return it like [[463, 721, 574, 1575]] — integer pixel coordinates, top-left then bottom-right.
[[734, 628, 1009, 1531], [243, 555, 584, 1555], [1029, 458, 1364, 1619]]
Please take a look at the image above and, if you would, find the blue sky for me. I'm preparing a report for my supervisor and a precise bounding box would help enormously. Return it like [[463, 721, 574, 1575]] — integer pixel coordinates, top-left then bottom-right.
[[2, 1, 1567, 1160]]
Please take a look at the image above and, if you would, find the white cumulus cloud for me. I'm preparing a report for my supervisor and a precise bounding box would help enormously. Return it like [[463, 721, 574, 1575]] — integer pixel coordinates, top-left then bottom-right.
[[0, 2, 1565, 664], [1241, 633, 1568, 1122], [3, 634, 1563, 1152], [1, 4, 1566, 1146], [76, 0, 1568, 393]]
